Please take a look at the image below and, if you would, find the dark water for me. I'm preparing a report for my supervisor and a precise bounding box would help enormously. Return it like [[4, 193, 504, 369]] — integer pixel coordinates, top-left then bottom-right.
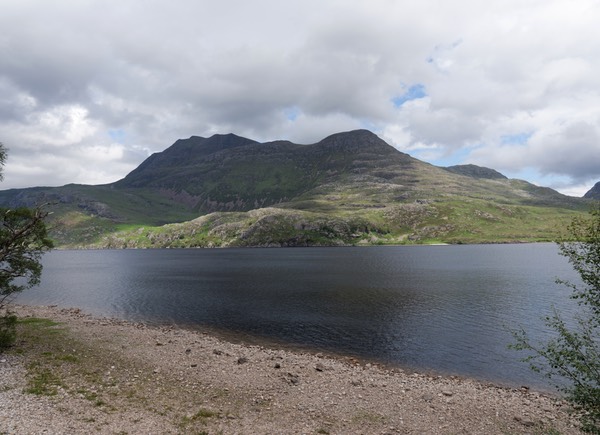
[[17, 244, 581, 389]]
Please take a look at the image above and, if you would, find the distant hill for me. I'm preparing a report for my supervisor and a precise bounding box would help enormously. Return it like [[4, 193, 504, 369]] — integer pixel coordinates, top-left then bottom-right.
[[584, 182, 600, 200], [0, 130, 591, 248]]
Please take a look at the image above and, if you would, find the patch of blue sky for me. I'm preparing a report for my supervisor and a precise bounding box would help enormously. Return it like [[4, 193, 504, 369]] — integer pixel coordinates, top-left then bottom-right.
[[360, 119, 379, 132], [500, 132, 532, 145], [283, 106, 301, 121], [392, 84, 427, 108], [425, 145, 479, 168], [503, 167, 572, 189], [501, 167, 539, 182], [108, 128, 126, 143]]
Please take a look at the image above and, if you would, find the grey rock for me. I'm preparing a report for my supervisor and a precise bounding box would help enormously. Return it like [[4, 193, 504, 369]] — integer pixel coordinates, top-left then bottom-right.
[[287, 373, 300, 385]]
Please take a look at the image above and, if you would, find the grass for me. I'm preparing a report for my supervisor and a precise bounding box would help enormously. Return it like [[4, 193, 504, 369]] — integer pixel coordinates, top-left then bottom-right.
[[25, 366, 63, 396], [79, 174, 589, 249], [7, 312, 240, 432], [17, 317, 61, 328], [10, 320, 123, 419], [91, 199, 584, 249], [13, 318, 71, 396]]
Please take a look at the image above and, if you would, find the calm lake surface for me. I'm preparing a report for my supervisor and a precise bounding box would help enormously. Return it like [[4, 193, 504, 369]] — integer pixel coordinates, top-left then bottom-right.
[[17, 244, 581, 389]]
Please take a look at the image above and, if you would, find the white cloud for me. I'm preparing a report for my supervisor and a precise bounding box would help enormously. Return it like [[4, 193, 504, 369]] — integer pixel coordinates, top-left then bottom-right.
[[0, 0, 599, 196]]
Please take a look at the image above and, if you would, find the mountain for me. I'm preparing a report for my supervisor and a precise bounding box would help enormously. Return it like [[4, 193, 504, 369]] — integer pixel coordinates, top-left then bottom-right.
[[113, 130, 408, 213], [584, 182, 600, 200], [0, 130, 591, 248]]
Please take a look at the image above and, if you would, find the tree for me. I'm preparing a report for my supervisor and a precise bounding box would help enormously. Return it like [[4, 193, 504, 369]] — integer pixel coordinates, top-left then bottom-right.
[[512, 203, 600, 433], [0, 143, 53, 349]]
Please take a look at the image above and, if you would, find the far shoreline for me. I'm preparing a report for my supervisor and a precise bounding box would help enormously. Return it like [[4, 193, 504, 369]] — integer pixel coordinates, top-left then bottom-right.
[[53, 240, 558, 250]]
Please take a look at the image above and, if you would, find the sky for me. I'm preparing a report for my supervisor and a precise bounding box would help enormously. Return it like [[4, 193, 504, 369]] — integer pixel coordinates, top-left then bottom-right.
[[1, 0, 599, 196]]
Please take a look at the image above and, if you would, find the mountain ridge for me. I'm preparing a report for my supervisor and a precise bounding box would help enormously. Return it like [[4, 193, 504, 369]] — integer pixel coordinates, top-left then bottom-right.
[[0, 129, 592, 247], [114, 129, 416, 214]]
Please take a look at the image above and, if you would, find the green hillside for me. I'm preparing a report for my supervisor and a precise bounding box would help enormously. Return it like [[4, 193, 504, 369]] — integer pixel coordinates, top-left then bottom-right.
[[0, 130, 592, 248]]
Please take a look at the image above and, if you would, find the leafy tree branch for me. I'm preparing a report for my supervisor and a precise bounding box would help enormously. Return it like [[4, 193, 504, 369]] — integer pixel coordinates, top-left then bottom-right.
[[0, 142, 53, 349]]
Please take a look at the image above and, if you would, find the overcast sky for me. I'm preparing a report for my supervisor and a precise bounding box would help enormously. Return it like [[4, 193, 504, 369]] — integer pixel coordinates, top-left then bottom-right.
[[1, 0, 599, 196]]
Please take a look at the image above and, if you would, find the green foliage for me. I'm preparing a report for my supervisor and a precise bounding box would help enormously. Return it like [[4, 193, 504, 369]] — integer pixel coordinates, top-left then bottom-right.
[[0, 143, 53, 349], [0, 207, 54, 308], [0, 143, 53, 310], [512, 203, 600, 433], [559, 207, 600, 312]]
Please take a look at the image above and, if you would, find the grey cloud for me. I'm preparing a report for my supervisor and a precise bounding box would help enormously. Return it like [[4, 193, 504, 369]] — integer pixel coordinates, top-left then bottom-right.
[[536, 122, 600, 182]]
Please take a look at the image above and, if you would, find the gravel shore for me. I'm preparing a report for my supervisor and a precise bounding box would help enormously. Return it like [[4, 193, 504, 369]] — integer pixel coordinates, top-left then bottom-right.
[[0, 305, 582, 434]]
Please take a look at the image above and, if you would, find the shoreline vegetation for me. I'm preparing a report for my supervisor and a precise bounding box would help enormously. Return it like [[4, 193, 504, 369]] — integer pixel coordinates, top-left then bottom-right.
[[0, 304, 583, 434], [50, 239, 559, 252]]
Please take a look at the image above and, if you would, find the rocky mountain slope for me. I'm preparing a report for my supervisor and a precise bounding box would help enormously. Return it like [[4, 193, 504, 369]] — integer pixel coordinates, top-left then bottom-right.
[[584, 181, 600, 200], [0, 130, 592, 247]]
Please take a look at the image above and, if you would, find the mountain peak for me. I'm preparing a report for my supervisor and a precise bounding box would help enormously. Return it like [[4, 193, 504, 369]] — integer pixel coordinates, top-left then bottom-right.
[[316, 129, 396, 154], [320, 129, 383, 143], [206, 132, 257, 145], [115, 133, 259, 188]]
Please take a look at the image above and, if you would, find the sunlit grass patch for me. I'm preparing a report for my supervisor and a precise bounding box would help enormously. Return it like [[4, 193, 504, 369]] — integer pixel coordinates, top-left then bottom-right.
[[25, 366, 63, 396], [17, 317, 61, 328]]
